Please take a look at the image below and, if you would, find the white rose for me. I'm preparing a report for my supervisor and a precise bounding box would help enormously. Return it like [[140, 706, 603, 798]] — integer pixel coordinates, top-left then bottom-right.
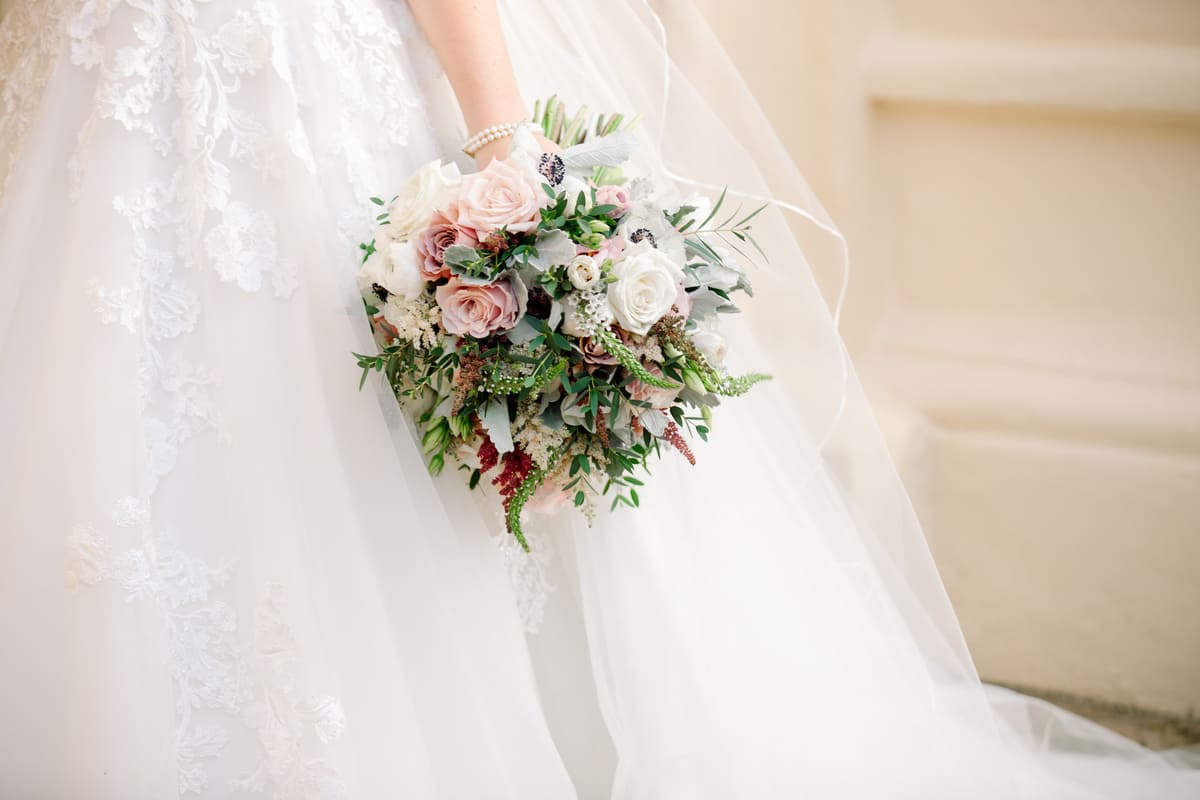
[[360, 239, 426, 299], [691, 328, 728, 365], [386, 160, 462, 241], [566, 254, 600, 290], [606, 243, 685, 336]]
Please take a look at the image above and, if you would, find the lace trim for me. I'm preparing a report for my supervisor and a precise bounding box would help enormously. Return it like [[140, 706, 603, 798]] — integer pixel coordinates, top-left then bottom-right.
[[46, 1, 410, 793], [66, 498, 347, 797], [496, 518, 558, 635]]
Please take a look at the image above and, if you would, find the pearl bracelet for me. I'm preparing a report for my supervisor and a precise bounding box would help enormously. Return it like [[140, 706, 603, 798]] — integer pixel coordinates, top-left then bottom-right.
[[461, 121, 525, 158]]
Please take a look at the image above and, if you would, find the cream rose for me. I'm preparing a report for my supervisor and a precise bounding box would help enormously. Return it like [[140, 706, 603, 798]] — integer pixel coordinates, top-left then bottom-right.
[[454, 158, 545, 236], [566, 254, 601, 291], [691, 328, 728, 365], [387, 160, 462, 241], [606, 244, 685, 336], [360, 239, 426, 299]]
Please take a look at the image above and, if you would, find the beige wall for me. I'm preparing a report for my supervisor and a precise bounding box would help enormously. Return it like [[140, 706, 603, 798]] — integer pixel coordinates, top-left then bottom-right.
[[696, 0, 1200, 716]]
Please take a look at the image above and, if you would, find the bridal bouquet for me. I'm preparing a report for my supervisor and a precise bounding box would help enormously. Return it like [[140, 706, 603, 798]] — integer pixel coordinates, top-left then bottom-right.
[[355, 101, 768, 549]]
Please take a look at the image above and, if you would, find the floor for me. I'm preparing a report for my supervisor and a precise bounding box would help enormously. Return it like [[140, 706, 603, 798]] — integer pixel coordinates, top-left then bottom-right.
[[996, 683, 1200, 751]]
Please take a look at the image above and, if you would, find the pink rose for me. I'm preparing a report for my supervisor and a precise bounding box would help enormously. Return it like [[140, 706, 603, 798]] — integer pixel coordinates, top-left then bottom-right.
[[455, 158, 545, 236], [578, 335, 619, 366], [416, 204, 477, 281], [525, 482, 574, 515], [435, 274, 527, 338], [627, 363, 682, 409], [594, 236, 625, 265], [594, 184, 631, 217]]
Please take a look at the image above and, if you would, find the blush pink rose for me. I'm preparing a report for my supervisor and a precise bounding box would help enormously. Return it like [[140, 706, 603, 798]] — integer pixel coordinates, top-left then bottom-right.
[[435, 274, 527, 338], [525, 482, 574, 514], [416, 203, 477, 281], [455, 158, 545, 236], [627, 363, 682, 409], [593, 184, 631, 217], [594, 235, 625, 265]]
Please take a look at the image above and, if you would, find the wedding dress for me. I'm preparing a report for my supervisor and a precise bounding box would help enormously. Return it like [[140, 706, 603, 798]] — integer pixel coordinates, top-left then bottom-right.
[[0, 0, 1196, 798]]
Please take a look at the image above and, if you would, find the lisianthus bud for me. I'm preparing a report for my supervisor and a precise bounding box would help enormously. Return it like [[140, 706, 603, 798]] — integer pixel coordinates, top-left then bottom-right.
[[580, 232, 606, 250], [682, 369, 706, 394]]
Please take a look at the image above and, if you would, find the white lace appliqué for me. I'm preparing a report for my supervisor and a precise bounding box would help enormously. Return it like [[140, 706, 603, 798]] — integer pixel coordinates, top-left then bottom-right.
[[37, 0, 409, 793], [66, 498, 347, 797], [496, 521, 558, 635]]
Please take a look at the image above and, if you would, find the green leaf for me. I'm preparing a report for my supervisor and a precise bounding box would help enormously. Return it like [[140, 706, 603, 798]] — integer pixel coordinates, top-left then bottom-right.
[[696, 187, 727, 231], [734, 204, 768, 228]]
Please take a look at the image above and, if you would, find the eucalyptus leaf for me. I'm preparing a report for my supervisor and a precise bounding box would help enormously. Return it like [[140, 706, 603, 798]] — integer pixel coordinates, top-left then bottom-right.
[[547, 299, 564, 331], [560, 130, 638, 171], [638, 409, 669, 437], [443, 244, 480, 269], [527, 230, 577, 271], [479, 400, 514, 454], [506, 316, 540, 346]]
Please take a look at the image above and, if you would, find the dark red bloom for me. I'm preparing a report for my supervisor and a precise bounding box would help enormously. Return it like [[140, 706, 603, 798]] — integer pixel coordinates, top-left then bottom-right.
[[493, 447, 534, 502], [478, 436, 500, 474]]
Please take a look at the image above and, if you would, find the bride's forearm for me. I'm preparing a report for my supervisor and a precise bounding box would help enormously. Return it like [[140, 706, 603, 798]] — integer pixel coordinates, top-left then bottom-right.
[[406, 0, 527, 134]]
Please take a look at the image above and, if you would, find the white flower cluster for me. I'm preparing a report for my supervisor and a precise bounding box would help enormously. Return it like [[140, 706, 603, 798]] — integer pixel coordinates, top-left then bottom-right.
[[625, 334, 663, 363], [561, 289, 616, 337], [380, 291, 441, 350], [514, 401, 569, 470]]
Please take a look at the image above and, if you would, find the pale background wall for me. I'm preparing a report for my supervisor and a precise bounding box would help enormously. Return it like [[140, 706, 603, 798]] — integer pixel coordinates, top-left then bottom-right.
[[693, 0, 1200, 716]]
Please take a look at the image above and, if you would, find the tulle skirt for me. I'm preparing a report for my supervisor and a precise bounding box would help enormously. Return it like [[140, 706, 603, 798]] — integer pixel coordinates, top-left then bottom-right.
[[0, 0, 1196, 798]]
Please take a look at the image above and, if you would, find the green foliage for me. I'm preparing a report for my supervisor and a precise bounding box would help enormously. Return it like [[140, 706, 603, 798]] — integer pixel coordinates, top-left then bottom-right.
[[592, 327, 678, 390], [533, 96, 640, 148]]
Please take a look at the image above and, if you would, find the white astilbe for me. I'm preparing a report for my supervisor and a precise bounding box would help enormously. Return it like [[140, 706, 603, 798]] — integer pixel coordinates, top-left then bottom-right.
[[625, 334, 663, 364], [514, 400, 569, 470], [381, 291, 440, 349]]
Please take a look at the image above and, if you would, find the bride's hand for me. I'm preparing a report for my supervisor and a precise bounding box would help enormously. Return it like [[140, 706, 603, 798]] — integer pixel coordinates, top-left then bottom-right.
[[473, 130, 561, 170]]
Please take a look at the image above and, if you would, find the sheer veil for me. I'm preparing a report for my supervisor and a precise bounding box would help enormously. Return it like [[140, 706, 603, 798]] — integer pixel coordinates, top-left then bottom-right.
[[484, 1, 1200, 797]]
